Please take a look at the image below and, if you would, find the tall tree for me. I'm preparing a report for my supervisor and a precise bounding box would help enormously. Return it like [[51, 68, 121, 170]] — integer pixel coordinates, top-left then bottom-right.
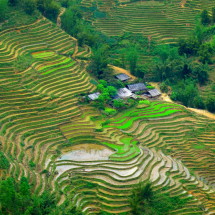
[[0, 0, 8, 22], [89, 45, 110, 78], [21, 0, 37, 15], [212, 7, 215, 23], [127, 46, 138, 75], [201, 10, 210, 25]]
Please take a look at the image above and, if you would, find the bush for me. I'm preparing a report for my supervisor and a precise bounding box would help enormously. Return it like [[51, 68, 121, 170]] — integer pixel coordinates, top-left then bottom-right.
[[113, 99, 125, 108], [0, 152, 10, 169], [160, 82, 168, 93], [104, 108, 117, 115]]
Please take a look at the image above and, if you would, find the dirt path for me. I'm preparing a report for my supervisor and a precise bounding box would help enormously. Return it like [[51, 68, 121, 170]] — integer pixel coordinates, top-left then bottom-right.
[[187, 108, 215, 120], [57, 8, 66, 28], [109, 65, 136, 81], [149, 82, 215, 120]]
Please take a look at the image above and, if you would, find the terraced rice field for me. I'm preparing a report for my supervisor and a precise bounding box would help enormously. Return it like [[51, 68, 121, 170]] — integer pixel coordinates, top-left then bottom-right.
[[53, 102, 215, 214], [0, 16, 96, 203], [81, 0, 215, 43], [1, 13, 215, 215]]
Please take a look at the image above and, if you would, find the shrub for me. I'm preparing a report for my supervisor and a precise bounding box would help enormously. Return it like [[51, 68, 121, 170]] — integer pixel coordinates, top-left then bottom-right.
[[104, 108, 117, 115], [0, 152, 10, 170]]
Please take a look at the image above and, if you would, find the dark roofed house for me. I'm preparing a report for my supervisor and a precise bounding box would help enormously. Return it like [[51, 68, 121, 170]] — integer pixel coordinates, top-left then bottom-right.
[[148, 89, 161, 98], [115, 73, 131, 81], [88, 92, 100, 101], [127, 83, 147, 93]]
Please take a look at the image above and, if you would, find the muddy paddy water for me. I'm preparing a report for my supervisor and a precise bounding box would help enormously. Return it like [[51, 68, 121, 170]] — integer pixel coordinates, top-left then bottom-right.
[[58, 144, 114, 161]]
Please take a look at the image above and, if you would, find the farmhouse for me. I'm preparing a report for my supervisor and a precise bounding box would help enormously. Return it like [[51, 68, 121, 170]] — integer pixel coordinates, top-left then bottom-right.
[[127, 83, 147, 93], [115, 73, 131, 81], [88, 92, 100, 101], [117, 88, 132, 99], [148, 89, 161, 98]]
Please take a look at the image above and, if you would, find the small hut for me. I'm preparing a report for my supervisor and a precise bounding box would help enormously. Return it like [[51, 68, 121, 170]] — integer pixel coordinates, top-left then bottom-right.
[[115, 73, 131, 82], [148, 89, 161, 98], [117, 88, 132, 99], [88, 92, 100, 101]]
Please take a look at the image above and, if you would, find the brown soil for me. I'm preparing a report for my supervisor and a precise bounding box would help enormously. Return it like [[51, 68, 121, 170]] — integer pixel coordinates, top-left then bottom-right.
[[109, 65, 136, 81]]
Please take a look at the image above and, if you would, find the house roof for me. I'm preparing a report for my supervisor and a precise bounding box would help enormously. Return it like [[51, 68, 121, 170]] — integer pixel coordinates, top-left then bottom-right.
[[117, 88, 132, 98], [88, 92, 100, 100], [115, 73, 131, 81], [148, 89, 161, 97], [127, 83, 147, 92]]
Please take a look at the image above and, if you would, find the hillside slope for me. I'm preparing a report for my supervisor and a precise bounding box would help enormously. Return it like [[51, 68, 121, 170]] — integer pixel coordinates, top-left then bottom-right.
[[0, 11, 215, 215]]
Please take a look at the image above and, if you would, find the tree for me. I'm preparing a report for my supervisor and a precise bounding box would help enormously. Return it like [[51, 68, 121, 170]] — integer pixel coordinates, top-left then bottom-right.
[[0, 177, 83, 215], [37, 0, 60, 21], [212, 7, 215, 23], [205, 96, 215, 112], [0, 152, 10, 169], [113, 99, 124, 108], [88, 45, 110, 79], [191, 62, 209, 85], [193, 96, 205, 109], [178, 38, 200, 56], [107, 86, 117, 96], [0, 0, 8, 22], [201, 10, 210, 25], [198, 43, 213, 64], [21, 0, 37, 15], [127, 46, 138, 75], [171, 80, 199, 107], [8, 0, 18, 6]]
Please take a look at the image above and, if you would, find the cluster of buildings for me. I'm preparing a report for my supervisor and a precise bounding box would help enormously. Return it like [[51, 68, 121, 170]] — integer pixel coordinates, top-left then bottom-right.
[[88, 73, 161, 101]]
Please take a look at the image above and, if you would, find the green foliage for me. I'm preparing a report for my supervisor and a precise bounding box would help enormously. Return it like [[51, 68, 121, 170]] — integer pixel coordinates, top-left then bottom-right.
[[160, 82, 168, 93], [212, 7, 215, 23], [178, 38, 199, 56], [113, 99, 125, 108], [201, 10, 210, 25], [198, 43, 214, 64], [127, 46, 138, 74], [130, 182, 190, 215], [0, 0, 8, 22], [138, 100, 150, 105], [88, 45, 110, 79], [8, 0, 18, 6], [170, 79, 199, 107], [61, 3, 100, 47], [37, 0, 60, 21], [0, 152, 10, 169], [95, 80, 118, 109], [104, 107, 117, 115], [205, 96, 215, 112], [29, 160, 36, 168], [20, 0, 37, 15]]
